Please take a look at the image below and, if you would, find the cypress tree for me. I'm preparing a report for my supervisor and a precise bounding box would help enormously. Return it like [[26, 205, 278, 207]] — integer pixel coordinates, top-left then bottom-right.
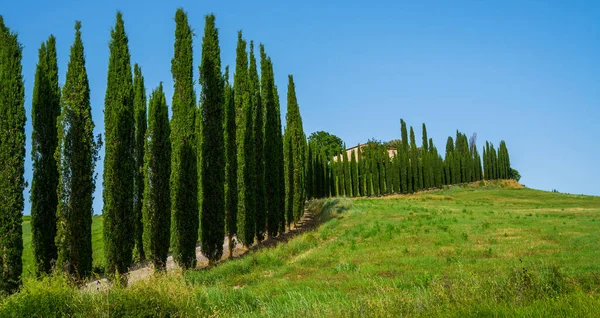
[[343, 145, 351, 196], [285, 75, 305, 223], [323, 154, 330, 198], [199, 14, 225, 264], [379, 147, 387, 194], [247, 42, 261, 241], [55, 21, 100, 278], [445, 137, 454, 185], [103, 12, 135, 276], [421, 123, 430, 189], [250, 43, 266, 241], [400, 120, 409, 193], [284, 129, 293, 224], [171, 9, 198, 268], [0, 16, 25, 292], [358, 146, 366, 196], [491, 144, 498, 180], [483, 145, 488, 180], [409, 127, 419, 192], [366, 153, 373, 196], [385, 150, 393, 194], [259, 45, 276, 235], [30, 36, 60, 276], [235, 32, 255, 246], [351, 149, 359, 197], [474, 146, 483, 181], [132, 64, 146, 261], [224, 67, 237, 257], [142, 83, 171, 271], [307, 143, 314, 199], [428, 138, 436, 187], [335, 153, 342, 196], [274, 67, 286, 231]]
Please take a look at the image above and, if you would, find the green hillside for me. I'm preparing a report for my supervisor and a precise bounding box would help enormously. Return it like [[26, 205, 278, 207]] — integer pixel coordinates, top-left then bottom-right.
[[5, 183, 600, 316]]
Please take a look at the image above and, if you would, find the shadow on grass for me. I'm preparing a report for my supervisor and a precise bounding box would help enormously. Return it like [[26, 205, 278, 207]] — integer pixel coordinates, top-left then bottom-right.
[[198, 197, 351, 270]]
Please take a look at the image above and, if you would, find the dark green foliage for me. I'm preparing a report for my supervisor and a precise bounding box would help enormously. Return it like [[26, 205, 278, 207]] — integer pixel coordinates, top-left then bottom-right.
[[235, 32, 255, 247], [378, 150, 386, 194], [358, 146, 366, 196], [284, 75, 306, 224], [249, 42, 265, 242], [0, 16, 25, 293], [273, 69, 286, 232], [199, 14, 225, 263], [343, 145, 351, 196], [103, 12, 135, 276], [511, 168, 521, 182], [422, 123, 430, 189], [409, 127, 419, 192], [445, 137, 454, 184], [133, 64, 146, 261], [170, 9, 198, 269], [142, 83, 171, 270], [284, 131, 293, 224], [490, 144, 498, 180], [55, 22, 100, 278], [30, 36, 60, 276], [223, 67, 237, 257], [263, 50, 286, 233], [400, 120, 409, 193], [385, 151, 393, 194], [306, 143, 314, 199], [307, 131, 343, 158], [498, 141, 511, 179], [351, 150, 359, 197]]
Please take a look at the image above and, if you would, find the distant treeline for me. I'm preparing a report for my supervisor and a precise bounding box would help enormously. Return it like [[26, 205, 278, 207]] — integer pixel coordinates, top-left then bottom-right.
[[0, 9, 306, 294], [306, 120, 513, 199]]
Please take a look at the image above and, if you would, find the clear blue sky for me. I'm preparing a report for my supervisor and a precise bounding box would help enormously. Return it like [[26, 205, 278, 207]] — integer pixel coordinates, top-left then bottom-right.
[[3, 0, 599, 215]]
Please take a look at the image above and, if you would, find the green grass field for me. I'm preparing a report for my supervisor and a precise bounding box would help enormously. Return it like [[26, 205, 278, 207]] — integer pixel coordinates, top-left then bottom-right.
[[5, 182, 600, 317]]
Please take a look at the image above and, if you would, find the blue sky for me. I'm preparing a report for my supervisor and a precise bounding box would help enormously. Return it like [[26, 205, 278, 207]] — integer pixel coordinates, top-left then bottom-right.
[[3, 0, 599, 215]]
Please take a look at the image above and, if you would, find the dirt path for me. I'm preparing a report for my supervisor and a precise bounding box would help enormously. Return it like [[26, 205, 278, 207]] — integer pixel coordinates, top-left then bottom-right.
[[85, 210, 315, 291]]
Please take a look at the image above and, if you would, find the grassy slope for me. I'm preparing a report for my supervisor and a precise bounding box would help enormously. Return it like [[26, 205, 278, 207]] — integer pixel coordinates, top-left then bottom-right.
[[22, 216, 104, 278], [5, 182, 600, 317]]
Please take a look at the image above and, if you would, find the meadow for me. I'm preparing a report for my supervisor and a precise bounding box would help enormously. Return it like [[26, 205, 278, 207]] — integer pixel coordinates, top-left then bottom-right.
[[5, 181, 600, 317]]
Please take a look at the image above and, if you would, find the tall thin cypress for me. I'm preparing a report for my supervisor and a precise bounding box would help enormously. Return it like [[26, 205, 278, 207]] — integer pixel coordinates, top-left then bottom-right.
[[400, 120, 410, 193], [0, 16, 26, 292], [285, 75, 305, 223], [199, 14, 225, 264], [31, 36, 60, 276], [257, 44, 281, 237], [409, 127, 419, 192], [224, 67, 237, 257], [343, 145, 351, 196], [171, 9, 198, 268], [249, 42, 265, 241], [422, 123, 430, 189], [142, 83, 171, 271], [132, 64, 146, 261], [103, 12, 135, 276], [55, 22, 100, 278], [273, 63, 286, 232], [235, 32, 255, 247], [351, 149, 359, 197]]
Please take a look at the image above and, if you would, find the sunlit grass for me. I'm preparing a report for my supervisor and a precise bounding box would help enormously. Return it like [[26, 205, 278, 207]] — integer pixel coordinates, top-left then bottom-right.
[[6, 182, 600, 316]]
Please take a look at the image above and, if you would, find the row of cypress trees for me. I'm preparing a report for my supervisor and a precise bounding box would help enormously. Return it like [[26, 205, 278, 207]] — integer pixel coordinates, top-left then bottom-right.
[[0, 9, 307, 293], [306, 120, 512, 199]]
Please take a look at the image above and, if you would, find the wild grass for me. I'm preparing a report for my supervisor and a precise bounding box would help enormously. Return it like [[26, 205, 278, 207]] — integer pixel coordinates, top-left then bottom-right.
[[5, 183, 600, 317]]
